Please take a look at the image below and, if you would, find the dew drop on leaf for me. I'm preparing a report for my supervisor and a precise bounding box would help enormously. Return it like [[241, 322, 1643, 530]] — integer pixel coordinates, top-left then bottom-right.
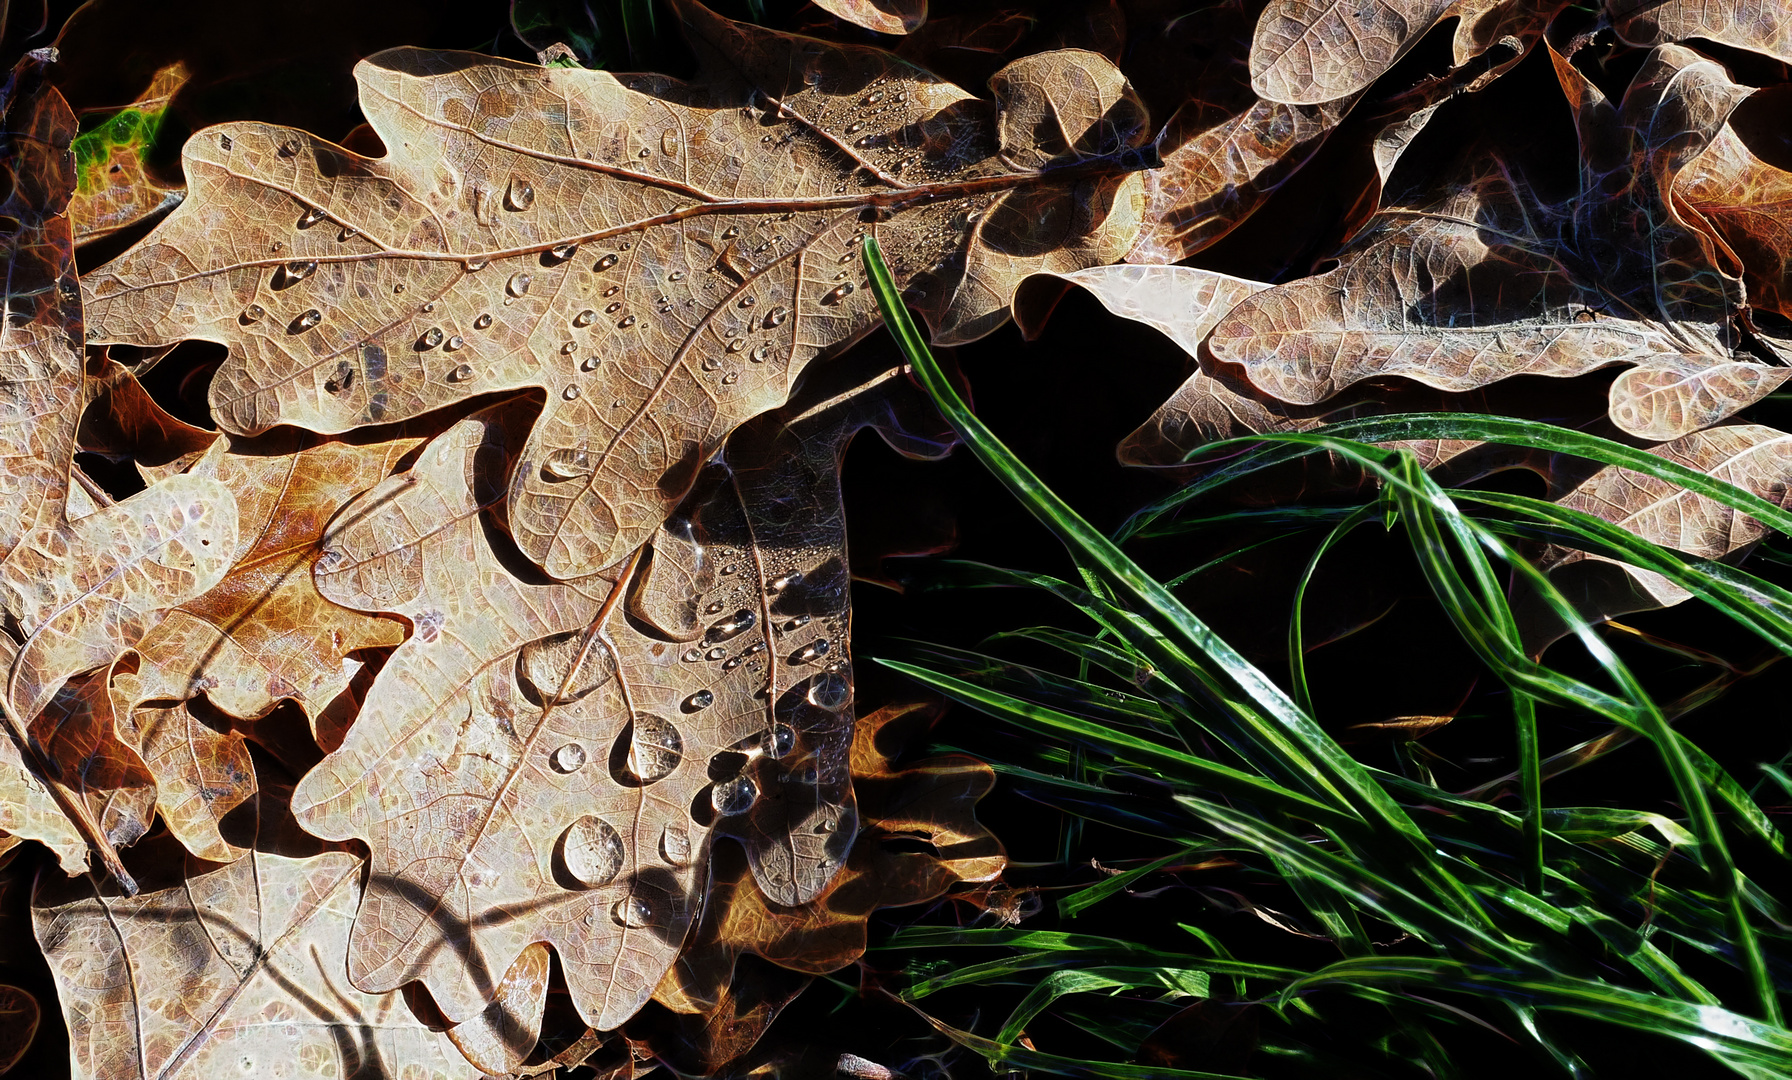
[[595, 253, 619, 271], [618, 315, 636, 328], [822, 282, 854, 304], [445, 335, 464, 351], [542, 448, 590, 480], [448, 363, 473, 382], [611, 896, 653, 928], [770, 723, 794, 757], [712, 776, 757, 815], [507, 272, 533, 297], [291, 309, 322, 333], [683, 689, 714, 712], [240, 304, 265, 324], [297, 206, 326, 229], [419, 327, 444, 349], [806, 671, 850, 711], [474, 312, 493, 329], [626, 715, 683, 783], [660, 824, 691, 866], [505, 177, 536, 211], [790, 639, 831, 664], [573, 308, 596, 327], [557, 816, 623, 888], [552, 742, 587, 773]]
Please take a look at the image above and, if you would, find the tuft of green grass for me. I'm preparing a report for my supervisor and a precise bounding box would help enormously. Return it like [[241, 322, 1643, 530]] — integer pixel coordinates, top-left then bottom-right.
[[862, 237, 1792, 1078]]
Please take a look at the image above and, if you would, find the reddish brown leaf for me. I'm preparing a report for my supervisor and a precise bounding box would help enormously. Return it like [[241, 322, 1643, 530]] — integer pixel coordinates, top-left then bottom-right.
[[815, 0, 928, 35]]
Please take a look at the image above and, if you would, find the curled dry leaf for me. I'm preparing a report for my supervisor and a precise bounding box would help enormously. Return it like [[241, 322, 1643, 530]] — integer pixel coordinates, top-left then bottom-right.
[[814, 0, 928, 36], [292, 356, 951, 1033], [68, 62, 187, 245], [1608, 0, 1792, 66], [82, 0, 1147, 581], [24, 666, 156, 857], [1208, 46, 1773, 443], [32, 834, 480, 1080], [1677, 124, 1792, 321], [1608, 355, 1790, 442]]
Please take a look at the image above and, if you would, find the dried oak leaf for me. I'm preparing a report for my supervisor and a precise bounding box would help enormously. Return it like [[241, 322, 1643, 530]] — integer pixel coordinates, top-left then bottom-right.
[[1208, 46, 1780, 444], [1608, 0, 1792, 67], [292, 355, 951, 1034], [1249, 0, 1553, 106], [652, 701, 1003, 1024], [32, 833, 480, 1080], [80, 0, 1146, 582], [1677, 123, 1792, 322], [814, 0, 928, 35], [68, 62, 187, 245]]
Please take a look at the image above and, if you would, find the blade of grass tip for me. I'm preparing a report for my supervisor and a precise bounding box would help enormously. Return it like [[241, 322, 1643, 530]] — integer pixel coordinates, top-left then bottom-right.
[[909, 1002, 1256, 1080], [1514, 690, 1543, 895], [996, 967, 1210, 1046], [1059, 847, 1199, 918], [863, 237, 1436, 858]]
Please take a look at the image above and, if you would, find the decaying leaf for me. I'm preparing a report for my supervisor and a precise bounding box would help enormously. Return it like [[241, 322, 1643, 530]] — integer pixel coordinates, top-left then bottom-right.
[[814, 0, 928, 36], [32, 833, 480, 1080], [69, 62, 187, 245], [1206, 46, 1772, 443], [82, 0, 1146, 581], [291, 353, 950, 1034]]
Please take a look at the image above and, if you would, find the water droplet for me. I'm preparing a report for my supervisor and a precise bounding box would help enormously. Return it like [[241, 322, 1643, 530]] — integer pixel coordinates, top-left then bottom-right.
[[544, 448, 590, 479], [719, 371, 738, 385], [507, 272, 533, 297], [620, 242, 633, 251], [393, 283, 407, 294], [338, 226, 358, 242], [298, 206, 327, 229], [552, 742, 588, 772], [722, 656, 744, 671], [708, 610, 756, 641], [701, 356, 722, 372], [712, 776, 758, 815], [784, 614, 812, 631], [474, 312, 493, 329], [292, 309, 323, 332], [558, 816, 622, 888], [682, 648, 703, 663], [603, 285, 620, 297], [863, 90, 885, 105], [449, 363, 473, 382], [669, 270, 686, 282], [618, 315, 636, 328], [771, 724, 795, 757], [768, 570, 803, 593], [240, 303, 265, 324], [549, 242, 579, 263], [844, 122, 864, 135], [751, 344, 771, 363], [561, 341, 578, 355], [606, 302, 623, 314], [822, 283, 854, 304], [505, 177, 536, 211], [626, 715, 683, 783], [660, 824, 691, 865], [854, 134, 878, 148], [422, 302, 436, 313], [763, 306, 789, 327], [683, 689, 714, 712], [705, 647, 727, 661], [722, 226, 740, 240], [465, 258, 488, 271], [638, 147, 652, 159], [562, 385, 580, 401], [595, 253, 619, 272], [726, 338, 746, 353], [446, 335, 465, 351], [791, 639, 831, 664], [278, 139, 300, 157], [720, 563, 740, 575], [283, 260, 318, 285], [807, 672, 850, 711], [704, 601, 725, 615], [739, 296, 756, 308], [611, 896, 653, 928], [419, 327, 444, 349], [581, 355, 599, 371]]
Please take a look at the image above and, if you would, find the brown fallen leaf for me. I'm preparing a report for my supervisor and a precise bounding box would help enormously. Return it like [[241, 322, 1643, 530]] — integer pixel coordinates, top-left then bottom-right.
[[110, 688, 255, 865], [32, 832, 481, 1080], [82, 0, 1147, 581], [1608, 0, 1792, 67], [0, 983, 38, 1074], [292, 354, 952, 1034], [68, 62, 187, 245], [1206, 46, 1772, 443], [1677, 124, 1792, 321], [815, 0, 928, 35], [24, 665, 156, 857]]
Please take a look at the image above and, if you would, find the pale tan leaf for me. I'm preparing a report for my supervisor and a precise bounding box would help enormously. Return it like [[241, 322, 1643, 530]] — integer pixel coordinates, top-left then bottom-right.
[[111, 678, 255, 865], [81, 2, 1146, 580], [32, 840, 480, 1080], [1608, 354, 1791, 441], [813, 0, 927, 35], [292, 357, 947, 1032], [1547, 423, 1792, 606], [0, 722, 88, 875], [1015, 264, 1269, 356], [445, 942, 552, 1076], [1609, 0, 1792, 66], [1677, 123, 1792, 320]]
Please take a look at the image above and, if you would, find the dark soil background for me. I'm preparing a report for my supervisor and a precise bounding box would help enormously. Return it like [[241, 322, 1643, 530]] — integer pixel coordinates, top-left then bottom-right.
[[3, 1, 1792, 1077]]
